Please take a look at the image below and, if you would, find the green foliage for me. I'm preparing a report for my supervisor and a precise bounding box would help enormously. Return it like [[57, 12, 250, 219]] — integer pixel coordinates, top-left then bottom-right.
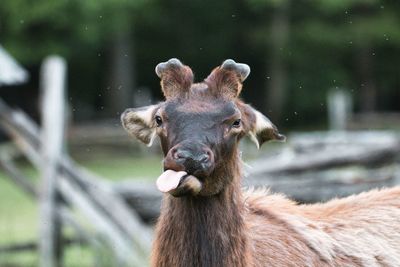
[[0, 0, 148, 63], [0, 0, 399, 127]]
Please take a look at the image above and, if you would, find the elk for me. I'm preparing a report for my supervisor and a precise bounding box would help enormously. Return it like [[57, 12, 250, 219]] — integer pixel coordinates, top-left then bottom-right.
[[121, 58, 400, 267]]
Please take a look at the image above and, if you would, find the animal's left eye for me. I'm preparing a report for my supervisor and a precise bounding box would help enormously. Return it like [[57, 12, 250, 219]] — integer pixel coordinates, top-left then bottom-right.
[[155, 115, 163, 127], [232, 119, 241, 128]]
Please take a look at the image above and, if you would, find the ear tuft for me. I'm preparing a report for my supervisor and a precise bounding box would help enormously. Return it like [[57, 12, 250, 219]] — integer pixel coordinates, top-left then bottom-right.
[[251, 125, 286, 148], [221, 59, 251, 82], [250, 109, 285, 148], [237, 103, 285, 149], [121, 105, 159, 146]]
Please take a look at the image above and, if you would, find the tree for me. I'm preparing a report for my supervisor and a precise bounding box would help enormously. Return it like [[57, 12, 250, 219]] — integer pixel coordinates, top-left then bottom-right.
[[0, 0, 148, 117]]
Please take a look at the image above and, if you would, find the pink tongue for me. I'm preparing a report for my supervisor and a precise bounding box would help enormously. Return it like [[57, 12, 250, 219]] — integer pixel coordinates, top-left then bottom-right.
[[156, 170, 187, 193]]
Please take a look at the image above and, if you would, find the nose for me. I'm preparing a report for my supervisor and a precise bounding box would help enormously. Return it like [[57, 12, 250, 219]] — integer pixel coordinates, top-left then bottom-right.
[[173, 149, 211, 164], [168, 145, 214, 175]]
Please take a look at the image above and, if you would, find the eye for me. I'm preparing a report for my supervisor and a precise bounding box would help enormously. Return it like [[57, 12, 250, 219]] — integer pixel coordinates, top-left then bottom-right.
[[155, 115, 163, 127], [232, 119, 241, 128]]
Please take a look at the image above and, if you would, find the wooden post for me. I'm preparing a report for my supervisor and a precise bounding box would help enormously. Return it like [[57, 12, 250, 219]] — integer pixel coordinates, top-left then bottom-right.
[[327, 88, 352, 131], [39, 56, 66, 267]]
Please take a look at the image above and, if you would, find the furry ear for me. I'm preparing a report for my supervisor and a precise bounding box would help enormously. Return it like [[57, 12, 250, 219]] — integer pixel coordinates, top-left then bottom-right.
[[239, 103, 285, 148], [155, 58, 193, 99], [205, 59, 250, 98], [121, 105, 159, 146], [248, 109, 286, 148]]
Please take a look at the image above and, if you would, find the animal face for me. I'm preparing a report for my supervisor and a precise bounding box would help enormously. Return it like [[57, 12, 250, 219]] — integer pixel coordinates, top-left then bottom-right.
[[121, 59, 284, 197]]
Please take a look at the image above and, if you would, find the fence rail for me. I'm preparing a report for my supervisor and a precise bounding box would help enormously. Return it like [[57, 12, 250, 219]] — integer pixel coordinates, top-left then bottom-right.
[[0, 55, 151, 267]]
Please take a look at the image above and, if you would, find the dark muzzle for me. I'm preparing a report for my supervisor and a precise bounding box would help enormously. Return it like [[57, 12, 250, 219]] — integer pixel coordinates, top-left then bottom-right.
[[164, 142, 214, 178]]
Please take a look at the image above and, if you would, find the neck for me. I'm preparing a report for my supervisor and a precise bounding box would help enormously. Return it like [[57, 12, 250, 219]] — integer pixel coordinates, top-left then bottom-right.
[[151, 158, 251, 267]]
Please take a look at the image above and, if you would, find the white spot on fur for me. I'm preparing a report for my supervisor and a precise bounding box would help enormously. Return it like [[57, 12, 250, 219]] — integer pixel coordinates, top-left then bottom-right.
[[135, 105, 158, 125], [147, 130, 157, 147], [254, 110, 273, 132], [248, 132, 260, 149], [248, 110, 274, 148]]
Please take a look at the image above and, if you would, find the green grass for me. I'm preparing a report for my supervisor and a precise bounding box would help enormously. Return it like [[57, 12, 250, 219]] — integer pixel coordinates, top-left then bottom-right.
[[0, 175, 37, 245], [83, 155, 163, 181], [0, 154, 161, 267], [0, 171, 38, 266]]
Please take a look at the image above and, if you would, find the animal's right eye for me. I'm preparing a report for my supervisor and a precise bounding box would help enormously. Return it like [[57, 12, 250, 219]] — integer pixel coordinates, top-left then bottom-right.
[[155, 115, 163, 127], [232, 119, 241, 128]]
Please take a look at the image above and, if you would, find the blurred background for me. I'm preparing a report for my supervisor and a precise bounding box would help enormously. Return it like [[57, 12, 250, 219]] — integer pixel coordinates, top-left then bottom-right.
[[0, 0, 399, 266]]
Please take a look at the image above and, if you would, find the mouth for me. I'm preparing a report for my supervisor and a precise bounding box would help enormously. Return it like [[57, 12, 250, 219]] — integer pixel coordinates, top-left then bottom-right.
[[156, 169, 203, 196]]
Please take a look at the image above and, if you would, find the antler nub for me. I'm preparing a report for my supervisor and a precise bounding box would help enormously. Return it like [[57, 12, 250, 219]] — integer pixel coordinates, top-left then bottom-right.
[[155, 58, 184, 78], [221, 59, 251, 82], [155, 58, 194, 99]]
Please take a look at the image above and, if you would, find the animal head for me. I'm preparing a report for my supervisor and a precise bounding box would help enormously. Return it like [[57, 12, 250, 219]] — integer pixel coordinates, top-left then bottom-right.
[[122, 58, 285, 197]]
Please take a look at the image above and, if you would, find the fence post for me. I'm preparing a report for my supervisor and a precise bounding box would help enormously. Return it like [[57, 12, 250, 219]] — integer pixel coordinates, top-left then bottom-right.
[[327, 88, 352, 131], [39, 56, 67, 267]]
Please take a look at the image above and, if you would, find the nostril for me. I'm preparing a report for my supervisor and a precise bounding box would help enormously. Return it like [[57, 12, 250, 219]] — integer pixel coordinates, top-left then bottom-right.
[[204, 149, 213, 163], [201, 152, 213, 163], [170, 146, 213, 167], [171, 148, 180, 160], [176, 152, 185, 159], [173, 149, 191, 160], [197, 154, 208, 163]]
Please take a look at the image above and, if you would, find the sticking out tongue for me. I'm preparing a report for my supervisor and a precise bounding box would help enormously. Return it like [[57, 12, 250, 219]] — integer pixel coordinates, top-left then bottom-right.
[[156, 170, 187, 193]]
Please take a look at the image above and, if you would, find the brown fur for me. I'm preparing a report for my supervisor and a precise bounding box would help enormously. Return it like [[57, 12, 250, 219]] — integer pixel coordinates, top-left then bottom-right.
[[159, 63, 193, 99], [151, 152, 253, 267], [205, 67, 244, 98], [153, 165, 400, 266], [122, 59, 400, 267]]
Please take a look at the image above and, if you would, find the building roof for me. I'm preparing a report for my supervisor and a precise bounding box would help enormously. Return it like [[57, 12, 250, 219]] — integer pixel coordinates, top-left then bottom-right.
[[0, 45, 29, 87]]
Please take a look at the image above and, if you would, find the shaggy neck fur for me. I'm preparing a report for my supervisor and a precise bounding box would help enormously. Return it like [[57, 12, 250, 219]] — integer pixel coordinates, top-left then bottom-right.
[[151, 153, 252, 267]]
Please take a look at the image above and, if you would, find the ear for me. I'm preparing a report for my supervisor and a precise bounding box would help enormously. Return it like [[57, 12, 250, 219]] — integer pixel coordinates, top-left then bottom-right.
[[205, 59, 250, 98], [121, 105, 159, 146], [239, 103, 285, 148], [155, 58, 193, 99]]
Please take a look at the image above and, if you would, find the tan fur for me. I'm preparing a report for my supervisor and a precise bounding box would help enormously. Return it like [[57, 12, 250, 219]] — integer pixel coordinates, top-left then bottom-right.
[[244, 187, 400, 266]]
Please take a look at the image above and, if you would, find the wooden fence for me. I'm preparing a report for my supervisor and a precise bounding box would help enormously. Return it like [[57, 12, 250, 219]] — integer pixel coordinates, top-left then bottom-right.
[[0, 56, 151, 267]]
